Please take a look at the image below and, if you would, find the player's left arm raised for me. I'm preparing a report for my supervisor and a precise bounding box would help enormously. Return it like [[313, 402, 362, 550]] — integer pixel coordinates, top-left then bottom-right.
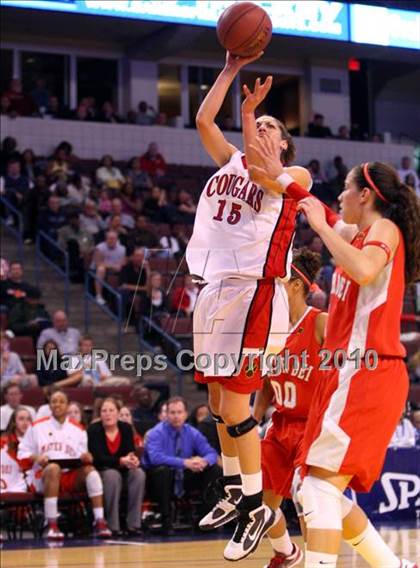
[[298, 199, 399, 286]]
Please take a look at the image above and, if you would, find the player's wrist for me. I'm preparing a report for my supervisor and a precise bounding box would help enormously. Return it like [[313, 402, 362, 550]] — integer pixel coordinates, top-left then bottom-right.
[[276, 173, 294, 188]]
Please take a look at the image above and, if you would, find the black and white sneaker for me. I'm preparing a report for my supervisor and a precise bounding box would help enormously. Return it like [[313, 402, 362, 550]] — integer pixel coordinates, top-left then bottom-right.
[[224, 504, 279, 561], [199, 485, 242, 531]]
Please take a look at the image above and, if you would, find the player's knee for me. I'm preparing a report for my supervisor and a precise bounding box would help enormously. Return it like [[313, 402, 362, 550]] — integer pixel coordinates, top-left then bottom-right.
[[85, 469, 103, 498], [299, 475, 342, 530], [226, 415, 258, 438], [43, 463, 61, 480], [341, 494, 354, 519]]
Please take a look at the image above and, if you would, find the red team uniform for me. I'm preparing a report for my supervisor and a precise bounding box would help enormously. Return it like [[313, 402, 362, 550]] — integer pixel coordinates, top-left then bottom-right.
[[188, 151, 299, 393], [262, 307, 322, 498], [301, 227, 408, 492]]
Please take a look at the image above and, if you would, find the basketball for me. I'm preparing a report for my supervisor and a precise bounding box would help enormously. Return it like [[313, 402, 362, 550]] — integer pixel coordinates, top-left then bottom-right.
[[216, 2, 272, 57]]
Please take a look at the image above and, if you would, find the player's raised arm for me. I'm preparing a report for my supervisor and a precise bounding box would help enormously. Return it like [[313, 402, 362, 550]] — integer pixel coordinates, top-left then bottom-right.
[[241, 76, 273, 168], [196, 51, 262, 168]]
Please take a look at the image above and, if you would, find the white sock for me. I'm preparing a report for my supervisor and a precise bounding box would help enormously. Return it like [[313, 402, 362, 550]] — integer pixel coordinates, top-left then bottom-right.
[[305, 550, 337, 567], [44, 497, 58, 520], [345, 521, 400, 567], [241, 471, 262, 496], [269, 531, 293, 556], [93, 507, 104, 521], [222, 454, 241, 477]]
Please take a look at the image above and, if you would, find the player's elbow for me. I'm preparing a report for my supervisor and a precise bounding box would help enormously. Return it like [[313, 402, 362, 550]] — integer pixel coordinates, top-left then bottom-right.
[[195, 112, 210, 129], [354, 263, 380, 286]]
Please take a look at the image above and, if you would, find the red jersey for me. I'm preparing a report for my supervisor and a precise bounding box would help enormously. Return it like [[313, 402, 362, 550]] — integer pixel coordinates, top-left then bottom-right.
[[270, 307, 322, 420], [324, 227, 405, 358]]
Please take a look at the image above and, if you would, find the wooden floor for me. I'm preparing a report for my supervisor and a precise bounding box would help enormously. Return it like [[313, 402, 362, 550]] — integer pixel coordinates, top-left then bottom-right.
[[1, 528, 419, 567]]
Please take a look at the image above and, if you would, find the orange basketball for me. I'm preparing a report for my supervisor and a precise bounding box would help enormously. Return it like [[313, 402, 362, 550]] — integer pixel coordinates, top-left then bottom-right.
[[216, 2, 272, 57]]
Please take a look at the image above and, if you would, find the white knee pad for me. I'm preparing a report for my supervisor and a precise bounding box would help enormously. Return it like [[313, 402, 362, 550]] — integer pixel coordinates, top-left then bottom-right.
[[299, 475, 342, 531], [341, 494, 355, 519], [85, 469, 103, 498]]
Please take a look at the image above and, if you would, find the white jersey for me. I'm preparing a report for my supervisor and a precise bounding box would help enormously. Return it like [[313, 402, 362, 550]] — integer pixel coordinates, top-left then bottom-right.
[[186, 151, 297, 282], [18, 416, 87, 474], [0, 446, 28, 493]]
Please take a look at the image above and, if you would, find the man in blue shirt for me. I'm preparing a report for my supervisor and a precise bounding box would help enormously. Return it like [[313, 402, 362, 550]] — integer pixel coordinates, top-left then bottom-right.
[[143, 396, 221, 534]]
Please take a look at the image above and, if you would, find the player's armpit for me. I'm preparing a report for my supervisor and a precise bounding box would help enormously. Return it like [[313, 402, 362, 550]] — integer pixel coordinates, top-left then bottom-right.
[[314, 312, 328, 345]]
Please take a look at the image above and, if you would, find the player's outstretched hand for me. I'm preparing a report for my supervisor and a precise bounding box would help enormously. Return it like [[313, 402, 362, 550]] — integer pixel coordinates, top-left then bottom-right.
[[297, 197, 328, 233], [225, 50, 264, 72], [249, 134, 283, 179], [242, 76, 273, 113]]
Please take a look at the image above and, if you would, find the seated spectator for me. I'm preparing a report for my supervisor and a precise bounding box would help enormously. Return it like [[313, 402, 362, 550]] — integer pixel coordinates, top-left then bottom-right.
[[0, 331, 37, 388], [2, 159, 30, 212], [18, 390, 111, 539], [140, 143, 167, 178], [0, 384, 36, 431], [370, 133, 383, 143], [96, 101, 122, 124], [2, 79, 35, 116], [119, 248, 150, 325], [67, 401, 86, 426], [143, 186, 176, 224], [136, 101, 156, 126], [0, 407, 33, 493], [160, 222, 188, 261], [80, 200, 106, 238], [37, 195, 67, 243], [44, 95, 68, 119], [156, 112, 168, 126], [96, 155, 125, 191], [389, 414, 416, 448], [24, 173, 50, 243], [175, 189, 197, 224], [131, 386, 163, 436], [127, 215, 160, 253], [196, 411, 221, 455], [336, 125, 350, 140], [91, 230, 126, 305], [126, 157, 152, 195], [37, 310, 81, 354], [171, 274, 199, 317], [72, 102, 89, 121], [105, 214, 129, 247], [120, 180, 143, 217], [0, 261, 31, 312], [58, 213, 95, 282], [21, 148, 37, 182], [306, 159, 331, 203], [69, 335, 130, 387], [7, 286, 51, 341], [36, 340, 82, 388], [105, 198, 135, 230], [98, 188, 113, 216], [46, 146, 72, 182], [158, 402, 168, 422], [30, 78, 50, 112], [142, 397, 220, 534], [306, 113, 332, 138], [188, 404, 210, 428], [0, 95, 14, 117], [327, 155, 348, 201], [398, 156, 419, 196], [119, 406, 144, 453], [142, 271, 170, 321], [55, 141, 79, 166], [66, 173, 90, 205], [0, 137, 21, 176], [88, 397, 146, 536]]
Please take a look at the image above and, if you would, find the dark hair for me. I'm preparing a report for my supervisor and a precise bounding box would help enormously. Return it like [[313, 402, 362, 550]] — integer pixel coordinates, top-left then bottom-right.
[[99, 154, 113, 167], [3, 383, 22, 395], [167, 396, 188, 411], [67, 401, 87, 427], [291, 247, 322, 296], [6, 407, 32, 454], [352, 162, 420, 285], [50, 389, 69, 403]]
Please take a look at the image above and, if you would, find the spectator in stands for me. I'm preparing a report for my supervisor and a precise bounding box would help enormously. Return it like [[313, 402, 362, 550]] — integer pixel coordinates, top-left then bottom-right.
[[67, 401, 86, 426], [171, 274, 199, 317], [72, 103, 89, 122], [36, 339, 83, 388], [131, 386, 161, 436], [411, 409, 420, 431], [127, 215, 160, 253], [2, 79, 35, 117], [0, 408, 33, 493], [97, 101, 122, 124], [98, 188, 113, 216], [106, 214, 129, 247], [196, 409, 221, 455], [140, 143, 167, 178], [21, 148, 37, 182], [105, 198, 135, 230], [156, 112, 168, 126], [142, 271, 170, 322], [222, 115, 238, 131], [24, 173, 50, 244], [126, 110, 137, 125], [0, 331, 37, 388], [119, 247, 150, 325], [19, 390, 111, 539], [408, 352, 420, 384], [46, 146, 72, 182], [0, 137, 21, 175], [88, 397, 146, 536], [120, 179, 143, 217], [66, 173, 90, 206], [92, 230, 126, 305], [119, 406, 144, 453], [0, 261, 31, 312], [158, 402, 168, 422], [188, 404, 210, 428], [307, 113, 332, 138], [69, 335, 130, 387], [58, 213, 95, 282], [327, 155, 348, 200], [2, 159, 30, 211], [370, 133, 383, 143], [160, 222, 188, 260], [142, 396, 220, 534], [37, 195, 67, 242], [306, 159, 330, 202], [56, 140, 79, 166], [37, 310, 81, 355], [136, 101, 155, 126], [96, 155, 125, 191], [389, 413, 416, 448], [80, 200, 106, 238], [44, 95, 67, 119], [7, 286, 51, 341], [126, 157, 152, 195], [398, 156, 419, 196], [336, 125, 350, 140], [0, 384, 36, 431], [175, 189, 197, 224], [0, 257, 9, 280], [143, 186, 176, 223], [0, 95, 14, 118], [30, 78, 50, 113]]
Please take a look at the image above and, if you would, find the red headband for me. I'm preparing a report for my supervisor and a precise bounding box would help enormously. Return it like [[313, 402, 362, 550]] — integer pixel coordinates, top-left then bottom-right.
[[362, 163, 389, 203], [291, 263, 312, 288]]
